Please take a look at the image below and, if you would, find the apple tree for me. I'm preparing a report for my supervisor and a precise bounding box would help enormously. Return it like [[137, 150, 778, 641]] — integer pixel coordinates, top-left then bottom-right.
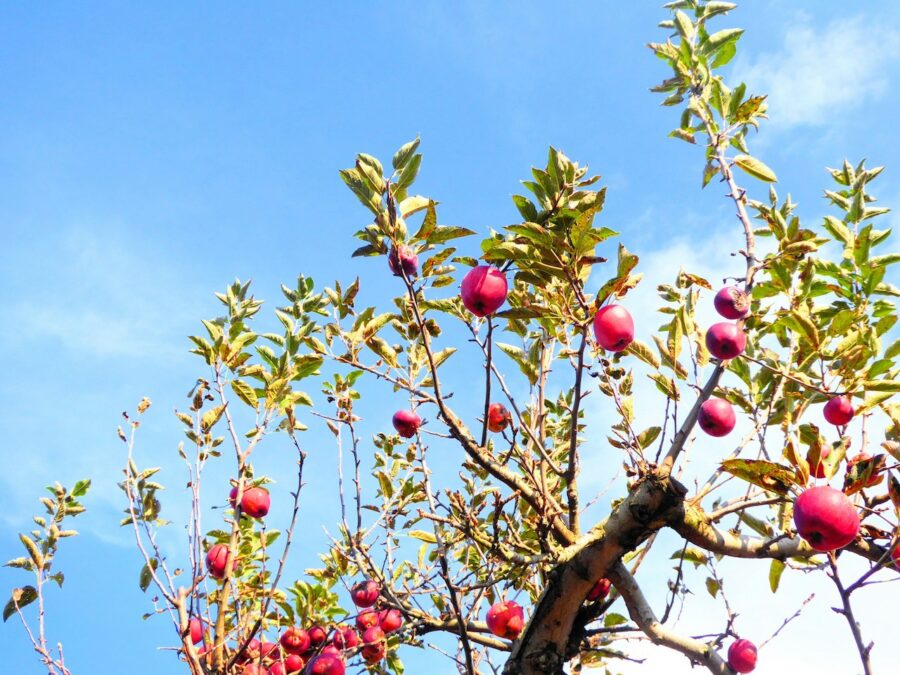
[[5, 1, 900, 674]]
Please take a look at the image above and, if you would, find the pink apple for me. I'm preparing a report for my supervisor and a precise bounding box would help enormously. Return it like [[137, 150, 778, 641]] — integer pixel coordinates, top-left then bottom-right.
[[392, 410, 422, 438], [486, 600, 525, 639], [793, 486, 860, 552], [727, 638, 757, 673], [350, 579, 381, 608], [697, 398, 736, 437], [705, 322, 746, 360], [592, 305, 634, 352], [824, 395, 854, 426], [587, 578, 611, 602], [714, 286, 750, 320], [388, 244, 419, 278], [461, 265, 508, 317], [205, 544, 231, 580], [189, 617, 205, 645]]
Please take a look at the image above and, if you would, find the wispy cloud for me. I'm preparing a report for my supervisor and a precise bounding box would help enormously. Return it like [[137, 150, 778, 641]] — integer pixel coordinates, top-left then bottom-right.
[[733, 16, 900, 131]]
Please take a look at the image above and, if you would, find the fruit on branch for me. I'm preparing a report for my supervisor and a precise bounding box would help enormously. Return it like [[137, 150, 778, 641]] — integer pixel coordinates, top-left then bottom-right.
[[270, 653, 305, 675], [305, 652, 345, 675], [189, 617, 205, 645], [392, 410, 422, 438], [239, 639, 262, 663], [461, 265, 508, 317], [592, 304, 635, 352], [586, 578, 611, 602], [350, 579, 381, 608], [705, 322, 746, 360], [260, 642, 279, 660], [361, 641, 387, 664], [205, 543, 232, 579], [378, 608, 403, 633], [332, 625, 359, 650], [793, 486, 860, 552], [388, 244, 419, 278], [487, 402, 512, 433], [362, 626, 385, 645], [486, 600, 525, 639], [808, 444, 832, 479], [241, 486, 271, 518], [697, 398, 736, 437], [281, 627, 311, 654], [823, 395, 854, 426], [356, 609, 380, 631], [727, 638, 758, 673], [307, 625, 328, 648], [845, 453, 882, 488], [714, 286, 750, 320]]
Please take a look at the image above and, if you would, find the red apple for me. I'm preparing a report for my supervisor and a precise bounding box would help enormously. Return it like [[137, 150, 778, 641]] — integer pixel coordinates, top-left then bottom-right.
[[241, 487, 271, 519], [392, 410, 422, 438], [271, 653, 305, 675], [355, 609, 380, 631], [891, 545, 900, 570], [697, 398, 736, 437], [388, 244, 419, 278], [281, 627, 311, 655], [205, 544, 231, 580], [229, 486, 239, 508], [319, 646, 341, 658], [487, 403, 512, 433], [846, 453, 882, 488], [486, 600, 525, 639], [362, 626, 385, 646], [807, 444, 832, 479], [378, 608, 403, 633], [824, 395, 854, 426], [331, 625, 358, 650], [350, 579, 381, 608], [592, 305, 634, 353], [305, 653, 345, 675], [189, 617, 205, 645], [714, 286, 750, 320], [705, 322, 746, 360], [307, 625, 328, 649], [461, 265, 508, 317], [793, 486, 860, 552], [238, 639, 262, 663], [587, 578, 611, 602], [361, 641, 386, 664], [727, 638, 757, 673]]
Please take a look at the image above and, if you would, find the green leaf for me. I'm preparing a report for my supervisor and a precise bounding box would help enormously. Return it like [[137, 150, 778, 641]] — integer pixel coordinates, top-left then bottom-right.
[[392, 137, 421, 172], [720, 458, 796, 495], [139, 558, 158, 592], [733, 154, 777, 182], [705, 577, 720, 598], [673, 10, 694, 39], [72, 479, 91, 498], [408, 530, 437, 544], [3, 586, 37, 622], [604, 612, 628, 627], [231, 379, 259, 409], [769, 559, 785, 593], [200, 404, 226, 432], [19, 534, 42, 568]]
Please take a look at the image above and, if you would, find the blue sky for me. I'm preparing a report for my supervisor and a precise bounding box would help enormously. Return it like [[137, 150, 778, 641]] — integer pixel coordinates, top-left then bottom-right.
[[2, 1, 899, 673]]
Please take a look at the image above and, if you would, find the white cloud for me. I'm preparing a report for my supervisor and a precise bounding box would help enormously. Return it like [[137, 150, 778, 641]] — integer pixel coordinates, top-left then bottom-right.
[[733, 16, 900, 130]]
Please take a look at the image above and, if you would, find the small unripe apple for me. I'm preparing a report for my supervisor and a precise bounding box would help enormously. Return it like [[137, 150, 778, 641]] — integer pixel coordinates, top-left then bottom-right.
[[807, 444, 832, 479], [714, 286, 750, 320], [241, 487, 271, 519], [727, 638, 757, 673], [280, 627, 311, 655], [824, 395, 854, 426], [361, 641, 387, 664], [592, 305, 634, 352], [487, 403, 512, 433], [846, 453, 882, 488], [705, 322, 746, 360], [461, 265, 508, 317], [189, 617, 205, 645], [587, 578, 611, 602], [697, 398, 736, 437], [331, 625, 359, 650], [793, 485, 860, 552], [486, 601, 525, 640], [307, 625, 328, 648], [392, 410, 422, 438], [378, 608, 403, 633], [305, 653, 345, 675], [350, 579, 381, 608], [205, 544, 231, 580], [355, 609, 380, 631], [388, 245, 419, 278]]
